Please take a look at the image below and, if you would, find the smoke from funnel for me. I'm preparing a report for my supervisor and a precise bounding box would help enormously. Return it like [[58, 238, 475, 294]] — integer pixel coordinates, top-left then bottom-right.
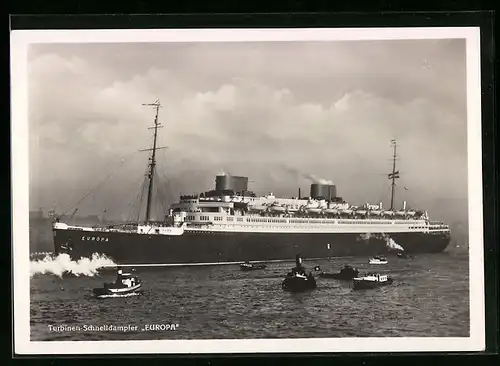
[[303, 173, 334, 185]]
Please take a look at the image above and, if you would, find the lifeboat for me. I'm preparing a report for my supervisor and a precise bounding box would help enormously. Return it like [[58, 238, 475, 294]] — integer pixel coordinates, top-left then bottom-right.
[[382, 211, 394, 216], [324, 208, 339, 215], [370, 210, 382, 216], [306, 207, 323, 214], [269, 205, 286, 213], [355, 210, 367, 215], [248, 205, 266, 212]]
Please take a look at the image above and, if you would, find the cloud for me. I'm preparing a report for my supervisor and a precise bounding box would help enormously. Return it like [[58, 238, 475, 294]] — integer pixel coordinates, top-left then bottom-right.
[[28, 40, 468, 227]]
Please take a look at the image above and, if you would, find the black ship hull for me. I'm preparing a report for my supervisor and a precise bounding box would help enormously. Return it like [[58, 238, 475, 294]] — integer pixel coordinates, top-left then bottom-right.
[[319, 271, 359, 280], [282, 275, 317, 292], [53, 228, 450, 265]]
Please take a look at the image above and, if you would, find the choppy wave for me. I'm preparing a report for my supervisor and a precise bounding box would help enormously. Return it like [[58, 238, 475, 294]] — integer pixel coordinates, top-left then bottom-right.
[[30, 253, 116, 278]]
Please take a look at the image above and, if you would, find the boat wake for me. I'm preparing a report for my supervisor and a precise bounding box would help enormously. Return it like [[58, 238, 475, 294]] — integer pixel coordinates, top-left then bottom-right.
[[385, 236, 404, 252], [95, 292, 141, 299], [30, 253, 117, 278]]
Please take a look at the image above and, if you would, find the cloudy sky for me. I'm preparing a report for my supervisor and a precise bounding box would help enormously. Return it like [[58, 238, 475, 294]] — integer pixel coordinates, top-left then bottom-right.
[[28, 39, 468, 226]]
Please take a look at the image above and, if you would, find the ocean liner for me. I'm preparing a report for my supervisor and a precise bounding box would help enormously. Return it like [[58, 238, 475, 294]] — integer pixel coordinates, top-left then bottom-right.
[[52, 101, 451, 265]]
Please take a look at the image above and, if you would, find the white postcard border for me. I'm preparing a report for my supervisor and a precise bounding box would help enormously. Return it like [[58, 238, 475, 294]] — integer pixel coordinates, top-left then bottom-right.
[[11, 26, 485, 354]]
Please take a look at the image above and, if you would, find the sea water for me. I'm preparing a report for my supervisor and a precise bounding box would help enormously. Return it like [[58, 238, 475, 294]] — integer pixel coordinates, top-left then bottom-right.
[[29, 249, 469, 341]]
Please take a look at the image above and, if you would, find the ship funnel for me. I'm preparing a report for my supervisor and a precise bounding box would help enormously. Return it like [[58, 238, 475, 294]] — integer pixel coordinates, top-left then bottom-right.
[[379, 202, 383, 209], [403, 201, 407, 210], [298, 188, 301, 199]]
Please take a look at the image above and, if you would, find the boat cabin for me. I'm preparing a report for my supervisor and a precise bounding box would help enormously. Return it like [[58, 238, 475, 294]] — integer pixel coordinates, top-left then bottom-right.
[[377, 274, 388, 282], [361, 273, 388, 282], [116, 269, 138, 287]]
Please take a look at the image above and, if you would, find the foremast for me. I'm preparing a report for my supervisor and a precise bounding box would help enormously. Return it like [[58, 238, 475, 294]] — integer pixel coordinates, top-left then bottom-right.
[[141, 100, 166, 223]]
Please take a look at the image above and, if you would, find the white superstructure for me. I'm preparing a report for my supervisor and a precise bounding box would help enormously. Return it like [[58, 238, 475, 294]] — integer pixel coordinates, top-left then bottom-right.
[[169, 194, 449, 235]]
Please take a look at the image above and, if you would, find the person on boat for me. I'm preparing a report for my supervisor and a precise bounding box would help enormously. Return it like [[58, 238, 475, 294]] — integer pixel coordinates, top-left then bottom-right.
[[115, 268, 124, 286], [123, 277, 132, 287]]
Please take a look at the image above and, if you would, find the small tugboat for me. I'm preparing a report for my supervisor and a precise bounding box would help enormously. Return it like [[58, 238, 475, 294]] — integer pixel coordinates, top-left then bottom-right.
[[319, 264, 359, 280], [282, 254, 317, 292], [240, 261, 267, 271], [352, 273, 394, 290], [369, 255, 388, 265], [92, 268, 142, 298]]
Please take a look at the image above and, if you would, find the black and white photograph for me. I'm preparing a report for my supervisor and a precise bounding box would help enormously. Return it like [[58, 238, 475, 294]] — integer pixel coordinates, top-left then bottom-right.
[[11, 27, 485, 354]]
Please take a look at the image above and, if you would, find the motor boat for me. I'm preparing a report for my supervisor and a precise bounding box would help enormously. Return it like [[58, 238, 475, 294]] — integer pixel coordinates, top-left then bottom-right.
[[92, 268, 142, 298], [353, 273, 394, 290], [369, 256, 388, 265], [319, 264, 359, 280], [282, 270, 317, 292], [240, 261, 267, 271], [281, 254, 317, 292]]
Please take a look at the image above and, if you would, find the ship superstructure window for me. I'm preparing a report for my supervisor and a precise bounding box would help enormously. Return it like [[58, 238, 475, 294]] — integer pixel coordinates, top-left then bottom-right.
[[237, 218, 243, 222], [214, 217, 223, 221], [200, 216, 210, 221], [202, 207, 219, 213]]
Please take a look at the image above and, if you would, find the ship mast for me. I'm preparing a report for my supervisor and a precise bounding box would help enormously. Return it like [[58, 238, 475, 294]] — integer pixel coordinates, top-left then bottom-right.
[[388, 139, 399, 211], [140, 100, 165, 223]]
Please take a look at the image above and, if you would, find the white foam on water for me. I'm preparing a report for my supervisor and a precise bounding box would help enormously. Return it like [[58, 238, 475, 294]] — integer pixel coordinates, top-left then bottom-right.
[[386, 237, 405, 252], [30, 253, 116, 278], [96, 292, 141, 299]]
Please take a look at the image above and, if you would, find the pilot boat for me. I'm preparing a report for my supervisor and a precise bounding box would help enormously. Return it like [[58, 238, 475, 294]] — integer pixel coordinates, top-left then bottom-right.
[[92, 268, 142, 298]]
